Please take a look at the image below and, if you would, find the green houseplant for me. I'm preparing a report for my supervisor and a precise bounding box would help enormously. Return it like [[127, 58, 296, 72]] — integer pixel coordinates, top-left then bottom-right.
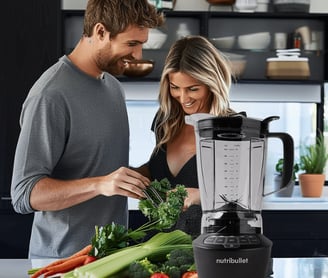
[[274, 158, 299, 197], [298, 132, 328, 197]]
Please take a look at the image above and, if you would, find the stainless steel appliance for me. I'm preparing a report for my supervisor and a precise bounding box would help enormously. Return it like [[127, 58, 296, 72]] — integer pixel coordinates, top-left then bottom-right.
[[186, 113, 294, 278]]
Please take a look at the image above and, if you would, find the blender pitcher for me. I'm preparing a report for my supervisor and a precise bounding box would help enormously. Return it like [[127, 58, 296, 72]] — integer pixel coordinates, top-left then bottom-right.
[[186, 113, 294, 278], [186, 112, 294, 232]]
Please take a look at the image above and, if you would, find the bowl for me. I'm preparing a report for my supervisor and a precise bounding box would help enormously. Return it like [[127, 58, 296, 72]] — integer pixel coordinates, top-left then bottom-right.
[[238, 32, 271, 50], [273, 0, 310, 12], [143, 28, 168, 49], [210, 36, 236, 49], [234, 0, 258, 12], [123, 60, 155, 77]]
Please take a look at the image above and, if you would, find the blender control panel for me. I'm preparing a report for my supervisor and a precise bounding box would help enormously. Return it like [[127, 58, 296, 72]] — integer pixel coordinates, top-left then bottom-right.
[[203, 235, 261, 249]]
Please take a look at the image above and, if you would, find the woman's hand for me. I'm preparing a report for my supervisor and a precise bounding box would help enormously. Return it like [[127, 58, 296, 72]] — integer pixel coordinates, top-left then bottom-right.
[[183, 188, 200, 211]]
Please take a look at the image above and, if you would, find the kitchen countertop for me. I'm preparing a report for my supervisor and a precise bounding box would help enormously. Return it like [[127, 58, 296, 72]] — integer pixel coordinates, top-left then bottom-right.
[[1, 257, 328, 278], [262, 186, 328, 210]]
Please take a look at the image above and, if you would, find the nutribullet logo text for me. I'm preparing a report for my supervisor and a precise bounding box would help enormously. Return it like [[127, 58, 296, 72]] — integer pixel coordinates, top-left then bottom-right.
[[216, 257, 249, 264]]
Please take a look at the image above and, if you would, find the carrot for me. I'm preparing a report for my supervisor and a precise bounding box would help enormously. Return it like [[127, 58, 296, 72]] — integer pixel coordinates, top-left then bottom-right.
[[43, 255, 88, 277], [66, 244, 92, 259], [31, 259, 69, 278], [30, 245, 92, 278]]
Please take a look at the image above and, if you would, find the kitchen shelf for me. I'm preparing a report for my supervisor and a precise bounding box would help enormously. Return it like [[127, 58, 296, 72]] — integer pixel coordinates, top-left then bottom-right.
[[62, 10, 328, 83]]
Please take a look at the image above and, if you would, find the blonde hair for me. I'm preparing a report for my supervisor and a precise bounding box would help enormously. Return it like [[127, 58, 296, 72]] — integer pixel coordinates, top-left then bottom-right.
[[154, 35, 234, 150], [83, 0, 164, 37]]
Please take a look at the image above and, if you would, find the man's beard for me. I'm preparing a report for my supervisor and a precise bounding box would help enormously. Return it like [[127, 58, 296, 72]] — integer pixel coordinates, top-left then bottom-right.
[[96, 50, 126, 76], [98, 58, 124, 76]]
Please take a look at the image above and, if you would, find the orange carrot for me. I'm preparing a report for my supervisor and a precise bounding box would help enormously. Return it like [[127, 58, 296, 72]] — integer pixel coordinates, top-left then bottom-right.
[[66, 244, 92, 259], [31, 259, 67, 278], [43, 255, 88, 277], [30, 245, 92, 278]]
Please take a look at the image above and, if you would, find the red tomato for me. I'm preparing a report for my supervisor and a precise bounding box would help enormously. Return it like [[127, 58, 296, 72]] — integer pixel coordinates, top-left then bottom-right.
[[83, 255, 97, 265], [150, 273, 169, 278], [182, 271, 198, 278]]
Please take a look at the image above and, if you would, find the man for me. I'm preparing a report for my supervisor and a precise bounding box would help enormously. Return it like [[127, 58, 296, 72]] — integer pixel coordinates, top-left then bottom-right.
[[11, 0, 164, 259]]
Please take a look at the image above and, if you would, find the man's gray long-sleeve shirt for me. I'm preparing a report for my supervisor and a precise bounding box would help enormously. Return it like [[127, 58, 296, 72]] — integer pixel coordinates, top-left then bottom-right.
[[11, 56, 129, 259]]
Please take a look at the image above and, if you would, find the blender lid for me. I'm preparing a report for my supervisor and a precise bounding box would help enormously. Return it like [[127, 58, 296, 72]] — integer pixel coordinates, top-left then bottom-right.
[[198, 114, 262, 140], [197, 113, 279, 139]]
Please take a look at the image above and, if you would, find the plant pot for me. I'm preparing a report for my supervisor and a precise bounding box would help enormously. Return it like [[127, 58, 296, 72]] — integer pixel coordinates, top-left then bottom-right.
[[298, 173, 325, 197], [273, 175, 295, 197]]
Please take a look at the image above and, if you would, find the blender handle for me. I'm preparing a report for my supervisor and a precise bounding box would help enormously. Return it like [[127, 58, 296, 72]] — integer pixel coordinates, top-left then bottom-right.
[[266, 132, 294, 194]]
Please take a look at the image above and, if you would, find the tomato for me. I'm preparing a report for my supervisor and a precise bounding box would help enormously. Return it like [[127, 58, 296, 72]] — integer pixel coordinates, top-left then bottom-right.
[[182, 271, 198, 278], [150, 273, 169, 278], [83, 255, 97, 265]]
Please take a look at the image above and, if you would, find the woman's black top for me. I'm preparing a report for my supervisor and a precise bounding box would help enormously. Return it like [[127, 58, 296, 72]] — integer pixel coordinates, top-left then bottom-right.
[[148, 145, 202, 239]]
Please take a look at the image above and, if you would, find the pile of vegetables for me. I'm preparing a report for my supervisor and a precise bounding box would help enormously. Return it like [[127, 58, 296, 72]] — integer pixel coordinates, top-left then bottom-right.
[[28, 178, 195, 278], [65, 230, 193, 278], [88, 178, 188, 259]]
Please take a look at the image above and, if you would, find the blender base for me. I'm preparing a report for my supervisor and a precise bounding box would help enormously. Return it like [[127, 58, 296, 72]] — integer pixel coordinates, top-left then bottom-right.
[[193, 233, 272, 278]]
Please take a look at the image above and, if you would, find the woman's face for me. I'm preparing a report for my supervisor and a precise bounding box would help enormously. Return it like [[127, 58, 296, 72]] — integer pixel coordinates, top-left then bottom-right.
[[168, 71, 211, 115]]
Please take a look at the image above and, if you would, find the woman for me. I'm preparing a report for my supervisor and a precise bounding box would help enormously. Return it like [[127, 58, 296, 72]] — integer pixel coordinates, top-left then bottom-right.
[[138, 35, 236, 238]]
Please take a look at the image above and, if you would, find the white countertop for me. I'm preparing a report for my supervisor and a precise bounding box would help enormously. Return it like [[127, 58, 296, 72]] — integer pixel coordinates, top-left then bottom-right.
[[262, 186, 328, 210], [1, 257, 328, 278]]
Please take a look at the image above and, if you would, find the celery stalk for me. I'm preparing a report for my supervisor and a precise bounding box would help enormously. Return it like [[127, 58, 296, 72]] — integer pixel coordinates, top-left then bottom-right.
[[67, 230, 192, 278]]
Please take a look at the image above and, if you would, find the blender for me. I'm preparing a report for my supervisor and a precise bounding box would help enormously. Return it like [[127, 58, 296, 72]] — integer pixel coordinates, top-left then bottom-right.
[[186, 113, 294, 278]]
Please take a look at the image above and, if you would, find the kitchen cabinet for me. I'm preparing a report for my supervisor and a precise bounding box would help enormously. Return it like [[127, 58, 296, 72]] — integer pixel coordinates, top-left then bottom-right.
[[262, 210, 328, 258], [61, 10, 328, 82], [262, 187, 328, 258], [206, 12, 327, 81], [0, 0, 61, 258]]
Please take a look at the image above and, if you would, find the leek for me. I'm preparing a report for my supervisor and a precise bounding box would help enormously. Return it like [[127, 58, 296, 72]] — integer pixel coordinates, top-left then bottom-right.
[[64, 230, 192, 278]]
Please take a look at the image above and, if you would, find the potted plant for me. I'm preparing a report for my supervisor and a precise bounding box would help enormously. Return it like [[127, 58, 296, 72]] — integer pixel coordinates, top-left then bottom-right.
[[274, 158, 299, 197], [298, 132, 328, 197]]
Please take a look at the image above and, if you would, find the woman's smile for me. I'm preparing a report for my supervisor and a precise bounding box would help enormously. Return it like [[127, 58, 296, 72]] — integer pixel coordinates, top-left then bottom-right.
[[169, 71, 211, 114]]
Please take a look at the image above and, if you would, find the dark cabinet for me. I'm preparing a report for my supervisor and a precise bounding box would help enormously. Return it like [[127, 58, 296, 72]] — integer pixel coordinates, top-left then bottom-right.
[[61, 10, 328, 82], [0, 0, 61, 258], [263, 210, 328, 257], [206, 12, 327, 81]]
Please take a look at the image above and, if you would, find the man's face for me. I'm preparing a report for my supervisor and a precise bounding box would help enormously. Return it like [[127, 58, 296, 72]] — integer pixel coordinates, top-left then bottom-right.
[[96, 25, 148, 76]]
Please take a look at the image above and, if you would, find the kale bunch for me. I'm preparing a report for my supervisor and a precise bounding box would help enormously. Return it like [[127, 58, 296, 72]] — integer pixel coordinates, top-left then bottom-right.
[[138, 178, 187, 230]]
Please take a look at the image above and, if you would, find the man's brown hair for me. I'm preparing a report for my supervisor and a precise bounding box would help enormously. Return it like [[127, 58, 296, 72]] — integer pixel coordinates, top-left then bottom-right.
[[83, 0, 164, 37]]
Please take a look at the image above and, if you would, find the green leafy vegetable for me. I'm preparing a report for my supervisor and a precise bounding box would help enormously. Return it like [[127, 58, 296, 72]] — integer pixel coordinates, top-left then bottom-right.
[[139, 178, 187, 230], [90, 223, 130, 258]]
